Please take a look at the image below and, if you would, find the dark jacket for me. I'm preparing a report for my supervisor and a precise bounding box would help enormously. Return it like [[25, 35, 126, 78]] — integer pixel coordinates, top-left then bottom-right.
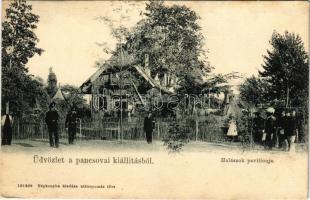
[[284, 116, 297, 136], [45, 110, 59, 129], [264, 115, 276, 134], [65, 112, 78, 129], [253, 116, 265, 131], [144, 116, 155, 133], [277, 115, 286, 129]]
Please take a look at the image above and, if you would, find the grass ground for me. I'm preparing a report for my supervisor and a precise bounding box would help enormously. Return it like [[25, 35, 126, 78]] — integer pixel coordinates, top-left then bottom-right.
[[1, 138, 307, 154]]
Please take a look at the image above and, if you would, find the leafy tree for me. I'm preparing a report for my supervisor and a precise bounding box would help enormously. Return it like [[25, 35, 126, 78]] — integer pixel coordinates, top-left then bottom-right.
[[2, 0, 43, 71], [49, 84, 89, 119], [97, 1, 212, 94], [239, 76, 269, 106], [61, 84, 87, 108], [259, 31, 308, 108], [126, 1, 210, 94], [2, 0, 44, 117]]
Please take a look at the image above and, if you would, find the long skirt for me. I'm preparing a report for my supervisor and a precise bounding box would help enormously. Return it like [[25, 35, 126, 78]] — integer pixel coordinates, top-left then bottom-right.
[[227, 122, 238, 136], [2, 125, 12, 145]]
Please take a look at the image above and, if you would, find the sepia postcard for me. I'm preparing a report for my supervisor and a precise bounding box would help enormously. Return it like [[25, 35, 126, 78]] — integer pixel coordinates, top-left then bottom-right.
[[0, 0, 309, 199]]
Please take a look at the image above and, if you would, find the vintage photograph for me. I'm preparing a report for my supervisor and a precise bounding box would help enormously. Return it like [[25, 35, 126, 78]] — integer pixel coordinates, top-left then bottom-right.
[[0, 0, 309, 198]]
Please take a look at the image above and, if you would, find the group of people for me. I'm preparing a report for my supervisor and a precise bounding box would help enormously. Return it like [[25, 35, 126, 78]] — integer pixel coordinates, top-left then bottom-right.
[[47, 103, 156, 147], [45, 102, 78, 148], [253, 107, 299, 152], [1, 101, 156, 147], [1, 101, 300, 151]]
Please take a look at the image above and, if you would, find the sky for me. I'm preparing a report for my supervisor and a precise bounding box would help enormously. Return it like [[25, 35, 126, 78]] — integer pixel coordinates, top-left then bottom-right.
[[2, 1, 309, 87]]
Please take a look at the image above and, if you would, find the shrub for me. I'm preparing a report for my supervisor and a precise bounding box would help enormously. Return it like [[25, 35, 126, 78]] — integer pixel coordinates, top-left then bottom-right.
[[163, 120, 190, 153]]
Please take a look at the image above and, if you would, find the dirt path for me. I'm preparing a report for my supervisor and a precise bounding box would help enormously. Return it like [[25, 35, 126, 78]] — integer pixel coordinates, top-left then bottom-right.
[[0, 138, 307, 154]]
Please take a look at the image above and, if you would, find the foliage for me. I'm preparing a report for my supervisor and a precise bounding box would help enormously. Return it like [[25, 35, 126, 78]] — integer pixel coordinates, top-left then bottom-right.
[[51, 84, 89, 119], [1, 0, 44, 117], [236, 111, 250, 137], [259, 31, 308, 107], [61, 84, 87, 108], [2, 0, 43, 71], [97, 1, 214, 94], [239, 76, 269, 106], [163, 120, 190, 153], [129, 1, 211, 93]]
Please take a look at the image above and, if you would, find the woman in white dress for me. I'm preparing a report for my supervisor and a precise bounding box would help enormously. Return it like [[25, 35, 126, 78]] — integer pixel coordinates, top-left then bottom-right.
[[227, 118, 238, 142]]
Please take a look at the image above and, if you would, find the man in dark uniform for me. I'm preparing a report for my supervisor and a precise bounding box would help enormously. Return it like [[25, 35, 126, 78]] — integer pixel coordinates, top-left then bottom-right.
[[263, 107, 276, 150], [65, 106, 78, 144], [284, 110, 298, 152], [45, 102, 59, 148], [144, 112, 155, 144], [252, 111, 264, 145], [276, 110, 286, 149]]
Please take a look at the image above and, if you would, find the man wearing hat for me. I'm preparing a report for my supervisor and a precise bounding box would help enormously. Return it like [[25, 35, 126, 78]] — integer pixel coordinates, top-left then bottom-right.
[[263, 107, 276, 150], [45, 102, 59, 148], [65, 106, 79, 144]]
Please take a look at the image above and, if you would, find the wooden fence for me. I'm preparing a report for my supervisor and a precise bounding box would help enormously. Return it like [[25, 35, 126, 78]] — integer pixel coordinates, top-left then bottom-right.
[[11, 116, 227, 142], [11, 116, 308, 144]]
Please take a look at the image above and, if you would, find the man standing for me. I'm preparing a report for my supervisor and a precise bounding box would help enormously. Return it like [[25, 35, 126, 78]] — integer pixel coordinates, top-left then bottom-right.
[[45, 102, 59, 148], [144, 112, 155, 144], [252, 111, 264, 145], [276, 110, 286, 149], [284, 110, 298, 152], [263, 107, 276, 150], [65, 106, 78, 144]]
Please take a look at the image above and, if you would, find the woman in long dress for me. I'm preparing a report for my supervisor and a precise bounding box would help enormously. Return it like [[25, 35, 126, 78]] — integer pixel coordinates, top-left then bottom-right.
[[227, 118, 238, 142], [1, 113, 13, 145]]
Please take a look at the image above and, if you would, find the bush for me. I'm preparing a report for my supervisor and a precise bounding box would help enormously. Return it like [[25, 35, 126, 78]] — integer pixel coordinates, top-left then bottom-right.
[[163, 120, 190, 153]]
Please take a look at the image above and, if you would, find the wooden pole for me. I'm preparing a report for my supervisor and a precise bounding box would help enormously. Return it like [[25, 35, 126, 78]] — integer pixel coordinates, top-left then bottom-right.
[[157, 120, 160, 140], [41, 121, 44, 140], [120, 48, 123, 143], [79, 118, 82, 141], [195, 119, 198, 141], [296, 128, 299, 144], [209, 88, 211, 109], [17, 119, 20, 139]]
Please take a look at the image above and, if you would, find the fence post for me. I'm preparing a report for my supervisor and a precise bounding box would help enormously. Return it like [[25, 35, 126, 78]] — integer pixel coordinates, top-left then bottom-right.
[[296, 129, 299, 144], [41, 122, 44, 140], [17, 119, 20, 139], [79, 119, 82, 141], [157, 120, 160, 140], [30, 123, 33, 139], [118, 121, 120, 142], [195, 119, 198, 141]]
